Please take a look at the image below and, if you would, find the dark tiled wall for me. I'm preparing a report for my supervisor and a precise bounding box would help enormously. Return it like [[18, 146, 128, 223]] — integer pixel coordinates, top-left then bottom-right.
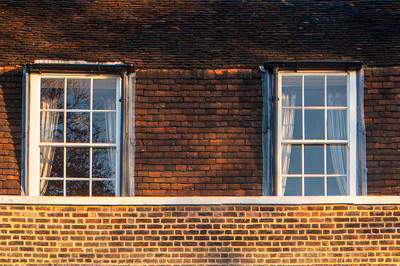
[[135, 69, 263, 196], [364, 67, 400, 195]]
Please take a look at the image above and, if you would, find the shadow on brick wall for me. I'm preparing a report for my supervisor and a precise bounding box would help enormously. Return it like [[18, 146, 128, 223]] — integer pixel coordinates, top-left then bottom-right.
[[0, 67, 23, 195]]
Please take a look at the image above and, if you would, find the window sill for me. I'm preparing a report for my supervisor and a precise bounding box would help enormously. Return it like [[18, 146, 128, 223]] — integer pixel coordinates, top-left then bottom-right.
[[0, 196, 397, 205]]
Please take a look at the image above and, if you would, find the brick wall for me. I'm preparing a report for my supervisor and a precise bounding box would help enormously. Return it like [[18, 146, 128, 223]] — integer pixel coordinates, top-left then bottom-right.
[[0, 204, 399, 264], [364, 67, 400, 195], [135, 69, 263, 196], [0, 67, 22, 195]]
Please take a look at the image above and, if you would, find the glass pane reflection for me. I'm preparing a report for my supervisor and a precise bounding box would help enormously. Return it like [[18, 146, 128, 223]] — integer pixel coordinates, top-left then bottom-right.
[[66, 112, 90, 143], [92, 112, 116, 143], [305, 76, 324, 107], [66, 148, 90, 178], [93, 78, 117, 110], [67, 79, 90, 109], [327, 176, 348, 195], [40, 146, 63, 178], [304, 145, 324, 174], [92, 180, 115, 196], [283, 177, 302, 196], [40, 111, 63, 142], [327, 76, 347, 107], [305, 109, 324, 139], [66, 181, 89, 196], [282, 76, 302, 107], [40, 180, 63, 196], [305, 177, 324, 196], [92, 148, 116, 179], [41, 78, 64, 109]]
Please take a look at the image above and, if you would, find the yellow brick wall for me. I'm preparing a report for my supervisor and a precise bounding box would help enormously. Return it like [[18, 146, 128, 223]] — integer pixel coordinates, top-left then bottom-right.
[[0, 204, 399, 264]]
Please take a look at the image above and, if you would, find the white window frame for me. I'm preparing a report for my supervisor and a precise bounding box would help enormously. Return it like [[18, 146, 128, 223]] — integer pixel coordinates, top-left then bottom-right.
[[276, 71, 357, 196], [28, 73, 122, 196]]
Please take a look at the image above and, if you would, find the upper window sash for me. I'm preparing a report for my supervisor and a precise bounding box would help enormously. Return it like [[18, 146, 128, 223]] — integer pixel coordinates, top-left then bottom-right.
[[28, 74, 122, 197], [276, 71, 357, 196]]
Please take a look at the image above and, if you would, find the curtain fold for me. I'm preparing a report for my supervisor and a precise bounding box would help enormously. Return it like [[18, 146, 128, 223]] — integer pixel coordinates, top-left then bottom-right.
[[103, 96, 115, 178], [39, 100, 60, 195], [281, 93, 296, 194], [327, 88, 348, 195]]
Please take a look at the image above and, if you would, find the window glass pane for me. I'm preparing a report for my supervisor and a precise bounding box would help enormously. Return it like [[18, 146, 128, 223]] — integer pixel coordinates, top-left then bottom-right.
[[67, 79, 90, 109], [41, 78, 64, 109], [282, 76, 302, 107], [304, 76, 324, 107], [40, 180, 63, 196], [327, 110, 347, 140], [305, 109, 324, 139], [283, 177, 302, 196], [304, 145, 324, 174], [40, 147, 63, 178], [93, 78, 117, 110], [40, 111, 63, 142], [92, 148, 116, 179], [92, 180, 115, 196], [92, 112, 116, 143], [327, 145, 347, 175], [282, 109, 302, 140], [66, 112, 90, 143], [327, 76, 347, 107], [327, 176, 348, 195], [305, 177, 324, 196], [66, 148, 90, 178], [66, 181, 89, 196], [282, 144, 301, 175]]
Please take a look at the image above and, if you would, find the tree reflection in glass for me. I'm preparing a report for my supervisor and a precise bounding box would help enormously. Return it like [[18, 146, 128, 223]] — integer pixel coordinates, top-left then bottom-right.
[[66, 112, 90, 143], [66, 148, 90, 178], [67, 79, 90, 109], [93, 180, 115, 196], [92, 148, 115, 179], [66, 181, 89, 196], [92, 112, 116, 143], [41, 78, 64, 110]]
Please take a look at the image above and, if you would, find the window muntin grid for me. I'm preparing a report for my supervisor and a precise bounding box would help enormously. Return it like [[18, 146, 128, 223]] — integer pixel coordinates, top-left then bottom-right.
[[38, 76, 120, 197], [278, 73, 351, 196]]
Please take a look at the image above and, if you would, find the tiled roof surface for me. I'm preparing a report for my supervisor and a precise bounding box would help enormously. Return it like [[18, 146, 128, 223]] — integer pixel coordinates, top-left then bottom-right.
[[0, 0, 399, 68]]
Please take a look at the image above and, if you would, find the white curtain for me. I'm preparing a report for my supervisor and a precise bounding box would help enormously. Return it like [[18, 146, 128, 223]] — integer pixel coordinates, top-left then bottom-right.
[[40, 100, 60, 195], [103, 96, 116, 180], [281, 92, 296, 194], [327, 93, 348, 195]]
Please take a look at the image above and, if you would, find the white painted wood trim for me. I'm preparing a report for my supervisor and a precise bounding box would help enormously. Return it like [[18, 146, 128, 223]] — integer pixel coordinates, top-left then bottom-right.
[[0, 196, 399, 206], [348, 71, 357, 196], [28, 75, 41, 196]]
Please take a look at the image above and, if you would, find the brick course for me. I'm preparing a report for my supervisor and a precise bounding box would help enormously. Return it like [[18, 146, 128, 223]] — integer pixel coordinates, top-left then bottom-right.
[[0, 204, 399, 264], [0, 67, 22, 195]]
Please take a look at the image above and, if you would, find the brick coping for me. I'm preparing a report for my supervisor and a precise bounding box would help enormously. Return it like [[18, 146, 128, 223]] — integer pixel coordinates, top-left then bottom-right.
[[0, 196, 398, 205]]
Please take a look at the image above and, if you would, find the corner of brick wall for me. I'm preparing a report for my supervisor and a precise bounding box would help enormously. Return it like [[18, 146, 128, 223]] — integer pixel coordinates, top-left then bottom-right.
[[134, 69, 263, 196], [0, 67, 22, 195], [364, 67, 400, 195]]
